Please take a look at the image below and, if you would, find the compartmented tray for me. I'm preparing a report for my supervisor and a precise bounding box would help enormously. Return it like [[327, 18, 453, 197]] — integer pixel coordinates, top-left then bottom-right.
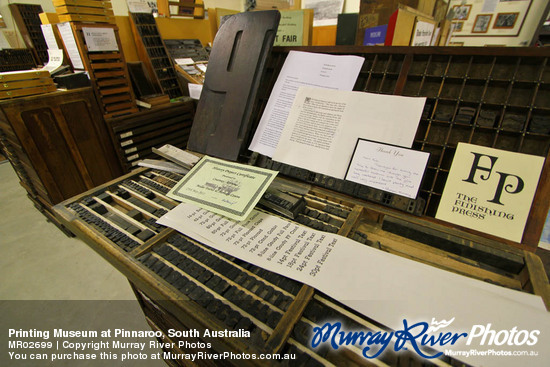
[[129, 12, 184, 99], [0, 49, 37, 72], [53, 167, 550, 367], [9, 3, 49, 65]]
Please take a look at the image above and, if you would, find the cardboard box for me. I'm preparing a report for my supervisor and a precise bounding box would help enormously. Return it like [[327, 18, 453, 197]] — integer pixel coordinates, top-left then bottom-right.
[[356, 0, 418, 45], [385, 4, 436, 46]]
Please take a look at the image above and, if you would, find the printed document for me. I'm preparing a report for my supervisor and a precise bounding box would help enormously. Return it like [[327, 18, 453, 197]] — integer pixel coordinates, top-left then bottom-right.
[[272, 87, 426, 179], [248, 51, 364, 157]]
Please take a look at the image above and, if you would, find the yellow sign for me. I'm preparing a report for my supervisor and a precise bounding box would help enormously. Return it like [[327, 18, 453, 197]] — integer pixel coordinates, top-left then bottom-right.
[[436, 143, 544, 242]]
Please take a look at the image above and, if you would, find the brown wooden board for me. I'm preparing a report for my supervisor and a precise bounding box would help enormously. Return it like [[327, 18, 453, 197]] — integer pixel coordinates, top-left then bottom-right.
[[53, 0, 112, 8], [56, 5, 115, 16], [0, 78, 54, 91], [0, 70, 50, 82], [58, 14, 116, 23], [0, 85, 57, 99], [187, 10, 281, 161]]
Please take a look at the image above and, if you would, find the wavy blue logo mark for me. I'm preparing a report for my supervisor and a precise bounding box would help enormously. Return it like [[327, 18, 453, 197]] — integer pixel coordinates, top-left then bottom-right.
[[311, 319, 467, 359]]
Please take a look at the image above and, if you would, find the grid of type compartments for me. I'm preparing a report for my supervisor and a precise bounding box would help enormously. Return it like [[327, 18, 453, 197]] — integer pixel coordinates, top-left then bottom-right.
[[0, 49, 36, 72], [401, 53, 550, 216], [9, 4, 49, 65], [355, 53, 405, 95], [130, 13, 183, 99], [63, 168, 463, 366]]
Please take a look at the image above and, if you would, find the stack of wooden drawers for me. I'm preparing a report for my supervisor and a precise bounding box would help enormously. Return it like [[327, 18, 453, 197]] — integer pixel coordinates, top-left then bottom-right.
[[0, 70, 56, 100], [53, 0, 115, 24], [54, 3, 139, 118]]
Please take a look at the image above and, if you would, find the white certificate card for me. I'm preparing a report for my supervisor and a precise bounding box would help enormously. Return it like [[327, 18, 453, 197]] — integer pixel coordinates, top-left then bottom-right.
[[82, 27, 119, 52]]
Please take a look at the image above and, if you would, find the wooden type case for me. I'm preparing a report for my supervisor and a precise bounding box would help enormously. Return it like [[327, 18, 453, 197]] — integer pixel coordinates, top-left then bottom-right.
[[53, 47, 550, 366], [9, 3, 49, 65], [129, 12, 184, 100], [54, 167, 550, 367]]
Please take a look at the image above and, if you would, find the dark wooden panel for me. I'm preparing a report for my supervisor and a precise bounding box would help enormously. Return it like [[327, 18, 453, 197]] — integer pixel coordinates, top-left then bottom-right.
[[21, 108, 86, 201], [60, 100, 122, 186], [0, 88, 123, 215]]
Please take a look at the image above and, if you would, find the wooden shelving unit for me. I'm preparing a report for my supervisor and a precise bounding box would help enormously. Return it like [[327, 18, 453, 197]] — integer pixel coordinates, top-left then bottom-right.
[[64, 22, 139, 118], [129, 12, 184, 99], [106, 101, 195, 172]]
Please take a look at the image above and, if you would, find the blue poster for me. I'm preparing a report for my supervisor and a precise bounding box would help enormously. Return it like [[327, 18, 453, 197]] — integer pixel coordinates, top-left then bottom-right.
[[363, 25, 388, 46]]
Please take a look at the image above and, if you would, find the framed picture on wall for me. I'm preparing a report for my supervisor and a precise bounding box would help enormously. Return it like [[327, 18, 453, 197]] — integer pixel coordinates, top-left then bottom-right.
[[452, 22, 464, 32], [447, 0, 533, 38], [472, 14, 492, 33], [452, 5, 472, 21], [494, 12, 519, 29]]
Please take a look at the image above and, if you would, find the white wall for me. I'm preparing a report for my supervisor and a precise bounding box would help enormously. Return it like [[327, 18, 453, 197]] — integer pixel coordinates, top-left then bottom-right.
[[343, 0, 359, 13], [204, 0, 244, 11]]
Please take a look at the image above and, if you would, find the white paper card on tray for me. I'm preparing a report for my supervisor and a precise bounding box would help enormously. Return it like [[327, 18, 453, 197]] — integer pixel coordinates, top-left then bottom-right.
[[167, 156, 277, 221], [188, 83, 203, 100], [248, 50, 365, 158], [41, 49, 64, 74], [82, 27, 119, 52], [345, 139, 430, 199]]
